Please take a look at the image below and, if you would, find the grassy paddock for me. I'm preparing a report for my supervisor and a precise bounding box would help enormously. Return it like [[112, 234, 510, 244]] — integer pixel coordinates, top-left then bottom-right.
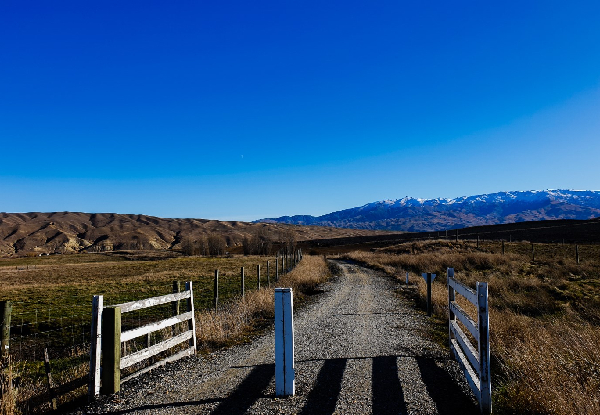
[[342, 240, 600, 415], [0, 252, 309, 413], [195, 255, 331, 352]]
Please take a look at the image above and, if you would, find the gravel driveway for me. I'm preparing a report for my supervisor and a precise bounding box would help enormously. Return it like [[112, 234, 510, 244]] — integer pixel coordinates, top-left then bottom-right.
[[76, 260, 479, 414]]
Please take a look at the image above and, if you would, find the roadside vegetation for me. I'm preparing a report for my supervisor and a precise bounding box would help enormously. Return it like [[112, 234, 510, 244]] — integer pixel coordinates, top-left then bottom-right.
[[0, 250, 330, 414], [342, 240, 600, 415]]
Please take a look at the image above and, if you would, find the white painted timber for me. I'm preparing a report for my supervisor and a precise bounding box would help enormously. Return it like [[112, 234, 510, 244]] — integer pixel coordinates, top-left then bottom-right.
[[448, 276, 478, 305], [185, 281, 197, 351], [450, 338, 481, 401], [450, 320, 479, 370], [120, 330, 193, 369], [116, 290, 191, 314], [121, 311, 192, 342], [275, 288, 295, 397], [120, 346, 195, 384], [477, 282, 492, 414], [88, 295, 103, 401], [450, 301, 479, 339]]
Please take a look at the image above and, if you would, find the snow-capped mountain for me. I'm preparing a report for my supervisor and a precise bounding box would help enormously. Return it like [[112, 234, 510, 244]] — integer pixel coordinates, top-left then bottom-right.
[[257, 190, 600, 232]]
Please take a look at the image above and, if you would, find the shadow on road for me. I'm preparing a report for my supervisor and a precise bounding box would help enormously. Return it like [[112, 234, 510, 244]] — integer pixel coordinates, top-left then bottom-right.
[[210, 363, 274, 415], [300, 358, 347, 414], [372, 355, 408, 415], [416, 357, 479, 415]]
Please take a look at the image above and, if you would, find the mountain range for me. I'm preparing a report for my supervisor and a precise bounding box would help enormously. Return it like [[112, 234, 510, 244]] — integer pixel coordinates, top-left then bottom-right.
[[257, 190, 600, 232], [0, 212, 387, 257]]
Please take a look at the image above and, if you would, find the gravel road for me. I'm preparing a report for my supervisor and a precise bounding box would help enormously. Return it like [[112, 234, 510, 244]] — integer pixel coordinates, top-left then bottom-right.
[[76, 260, 479, 414]]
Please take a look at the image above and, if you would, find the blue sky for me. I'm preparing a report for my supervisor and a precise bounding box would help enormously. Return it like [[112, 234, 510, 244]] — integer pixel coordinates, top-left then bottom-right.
[[2, 1, 600, 221]]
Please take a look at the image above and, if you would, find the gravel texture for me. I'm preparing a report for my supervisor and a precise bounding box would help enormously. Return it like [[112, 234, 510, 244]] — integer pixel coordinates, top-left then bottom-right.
[[73, 261, 479, 414]]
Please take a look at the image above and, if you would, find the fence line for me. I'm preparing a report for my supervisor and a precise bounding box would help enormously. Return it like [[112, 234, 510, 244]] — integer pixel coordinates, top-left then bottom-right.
[[447, 267, 491, 414]]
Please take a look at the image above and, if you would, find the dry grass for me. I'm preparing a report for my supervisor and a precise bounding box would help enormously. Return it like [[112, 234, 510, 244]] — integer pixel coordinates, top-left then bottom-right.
[[342, 240, 600, 415], [0, 357, 16, 415], [195, 255, 330, 353]]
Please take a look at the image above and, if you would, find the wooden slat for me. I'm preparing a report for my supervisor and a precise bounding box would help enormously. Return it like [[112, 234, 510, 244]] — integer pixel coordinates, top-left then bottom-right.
[[448, 277, 478, 305], [120, 346, 195, 384], [116, 290, 191, 314], [450, 302, 479, 340], [121, 311, 192, 342], [450, 339, 481, 401], [450, 320, 479, 370], [120, 330, 193, 369]]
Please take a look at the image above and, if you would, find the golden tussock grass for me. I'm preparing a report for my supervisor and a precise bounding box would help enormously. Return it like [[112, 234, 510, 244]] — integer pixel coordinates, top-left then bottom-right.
[[0, 357, 16, 415], [343, 241, 600, 415], [195, 255, 330, 353]]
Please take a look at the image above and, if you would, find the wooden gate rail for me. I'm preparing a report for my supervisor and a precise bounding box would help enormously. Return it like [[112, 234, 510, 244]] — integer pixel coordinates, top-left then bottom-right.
[[90, 281, 196, 397], [447, 268, 491, 414]]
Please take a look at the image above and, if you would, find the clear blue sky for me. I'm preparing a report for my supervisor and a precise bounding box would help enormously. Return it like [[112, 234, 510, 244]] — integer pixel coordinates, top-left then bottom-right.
[[2, 1, 599, 221]]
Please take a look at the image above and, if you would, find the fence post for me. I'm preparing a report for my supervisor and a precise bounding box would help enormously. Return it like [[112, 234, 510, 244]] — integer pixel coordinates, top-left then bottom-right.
[[276, 256, 279, 281], [477, 282, 492, 414], [576, 245, 580, 264], [44, 348, 58, 410], [0, 301, 12, 357], [88, 295, 103, 401], [531, 243, 535, 261], [422, 273, 436, 316], [214, 270, 219, 310], [406, 272, 409, 285], [455, 229, 459, 242], [172, 281, 181, 316], [101, 306, 121, 395], [185, 281, 197, 351], [502, 240, 505, 255], [447, 268, 455, 346], [275, 288, 295, 397], [257, 264, 261, 290], [477, 235, 479, 249], [240, 267, 245, 297], [267, 261, 271, 287]]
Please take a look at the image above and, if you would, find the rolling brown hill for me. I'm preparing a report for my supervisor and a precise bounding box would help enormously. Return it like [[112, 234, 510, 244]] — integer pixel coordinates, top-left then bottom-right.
[[0, 212, 394, 257]]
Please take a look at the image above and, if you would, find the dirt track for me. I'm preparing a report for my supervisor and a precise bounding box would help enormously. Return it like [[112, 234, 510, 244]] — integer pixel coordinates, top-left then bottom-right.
[[77, 261, 479, 414]]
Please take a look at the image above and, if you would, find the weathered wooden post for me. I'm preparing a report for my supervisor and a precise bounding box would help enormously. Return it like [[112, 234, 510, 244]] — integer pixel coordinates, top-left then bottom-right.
[[267, 261, 271, 287], [477, 281, 492, 414], [214, 270, 219, 310], [406, 272, 409, 285], [0, 301, 12, 357], [276, 256, 280, 282], [101, 306, 121, 395], [477, 235, 480, 249], [283, 250, 287, 274], [88, 295, 103, 401], [241, 267, 245, 297], [447, 268, 455, 345], [172, 281, 181, 316], [576, 245, 580, 264], [44, 348, 58, 410], [257, 264, 261, 290], [422, 273, 436, 316], [531, 243, 535, 261], [275, 288, 295, 397], [455, 229, 459, 242], [502, 240, 505, 255]]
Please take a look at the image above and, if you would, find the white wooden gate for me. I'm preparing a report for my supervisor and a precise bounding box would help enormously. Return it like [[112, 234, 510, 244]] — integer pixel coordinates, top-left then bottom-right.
[[447, 268, 492, 414]]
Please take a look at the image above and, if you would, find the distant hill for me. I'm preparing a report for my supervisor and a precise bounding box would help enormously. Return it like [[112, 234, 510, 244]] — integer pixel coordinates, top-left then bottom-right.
[[258, 190, 600, 232], [0, 212, 391, 257]]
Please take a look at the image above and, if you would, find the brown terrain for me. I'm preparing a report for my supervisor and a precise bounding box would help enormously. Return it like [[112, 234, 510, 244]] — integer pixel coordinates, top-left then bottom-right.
[[0, 212, 395, 257]]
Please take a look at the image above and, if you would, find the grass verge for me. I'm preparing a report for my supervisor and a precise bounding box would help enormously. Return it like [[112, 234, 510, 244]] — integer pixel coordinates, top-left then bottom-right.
[[341, 240, 600, 415]]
